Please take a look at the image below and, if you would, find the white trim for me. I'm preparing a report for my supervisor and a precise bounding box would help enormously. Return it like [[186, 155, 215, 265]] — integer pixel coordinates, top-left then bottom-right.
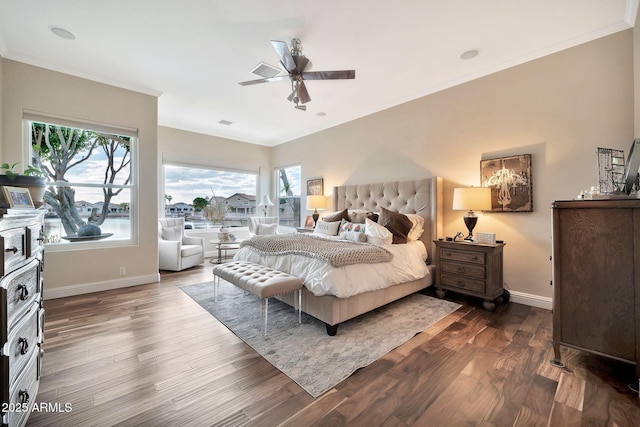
[[44, 273, 160, 300], [508, 290, 552, 310], [23, 110, 138, 137]]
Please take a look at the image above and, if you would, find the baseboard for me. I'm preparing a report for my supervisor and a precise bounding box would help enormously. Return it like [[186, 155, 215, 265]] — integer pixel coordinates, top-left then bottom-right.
[[44, 273, 161, 300], [509, 290, 552, 310]]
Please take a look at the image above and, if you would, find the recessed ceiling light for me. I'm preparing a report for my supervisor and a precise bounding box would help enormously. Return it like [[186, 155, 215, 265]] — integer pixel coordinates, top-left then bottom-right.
[[316, 112, 326, 117], [49, 26, 76, 40], [218, 119, 233, 126], [460, 49, 479, 60]]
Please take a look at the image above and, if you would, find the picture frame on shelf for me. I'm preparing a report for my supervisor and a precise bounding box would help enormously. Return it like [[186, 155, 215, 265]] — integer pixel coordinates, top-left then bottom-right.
[[480, 154, 533, 212], [306, 178, 324, 196], [2, 186, 35, 209]]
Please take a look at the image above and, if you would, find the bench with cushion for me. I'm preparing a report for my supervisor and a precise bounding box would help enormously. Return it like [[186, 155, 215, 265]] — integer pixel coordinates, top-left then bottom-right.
[[212, 260, 303, 336]]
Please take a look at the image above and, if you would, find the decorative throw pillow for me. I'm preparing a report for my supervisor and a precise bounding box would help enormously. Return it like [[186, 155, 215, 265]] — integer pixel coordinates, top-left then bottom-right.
[[162, 225, 182, 241], [257, 223, 278, 235], [322, 208, 349, 223], [377, 206, 413, 244], [348, 209, 370, 224], [406, 214, 425, 242], [365, 218, 393, 245], [313, 220, 341, 236], [339, 219, 366, 233], [340, 231, 367, 243]]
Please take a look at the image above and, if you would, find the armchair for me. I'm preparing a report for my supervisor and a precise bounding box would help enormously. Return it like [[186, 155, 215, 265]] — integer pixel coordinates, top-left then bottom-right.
[[248, 216, 278, 236], [158, 217, 205, 271]]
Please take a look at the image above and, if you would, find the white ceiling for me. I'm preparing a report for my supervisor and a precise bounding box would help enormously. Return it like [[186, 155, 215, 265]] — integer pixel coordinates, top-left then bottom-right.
[[0, 1, 637, 146]]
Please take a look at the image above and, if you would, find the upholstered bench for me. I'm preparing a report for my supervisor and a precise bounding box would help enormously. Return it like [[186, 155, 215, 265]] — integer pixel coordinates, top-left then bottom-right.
[[211, 261, 303, 336]]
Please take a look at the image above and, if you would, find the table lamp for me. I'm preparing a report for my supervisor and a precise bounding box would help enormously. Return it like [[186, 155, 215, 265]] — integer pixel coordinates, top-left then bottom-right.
[[452, 187, 491, 240], [306, 195, 326, 227], [258, 195, 273, 217]]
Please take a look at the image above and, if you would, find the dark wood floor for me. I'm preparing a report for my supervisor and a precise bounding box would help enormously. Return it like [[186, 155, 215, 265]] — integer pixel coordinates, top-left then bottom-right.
[[28, 262, 640, 426]]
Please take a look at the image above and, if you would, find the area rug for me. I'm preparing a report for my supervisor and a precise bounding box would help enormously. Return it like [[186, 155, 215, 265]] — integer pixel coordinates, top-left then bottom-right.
[[180, 280, 461, 397]]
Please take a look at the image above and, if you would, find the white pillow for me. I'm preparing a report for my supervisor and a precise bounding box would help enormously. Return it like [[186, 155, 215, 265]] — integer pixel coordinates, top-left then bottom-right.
[[406, 214, 425, 242], [256, 222, 278, 235], [313, 220, 341, 236], [365, 218, 393, 245], [162, 225, 182, 241]]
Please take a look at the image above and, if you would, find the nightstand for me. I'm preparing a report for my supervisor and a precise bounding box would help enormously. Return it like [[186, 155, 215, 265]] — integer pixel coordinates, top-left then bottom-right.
[[296, 227, 315, 233], [433, 239, 508, 311]]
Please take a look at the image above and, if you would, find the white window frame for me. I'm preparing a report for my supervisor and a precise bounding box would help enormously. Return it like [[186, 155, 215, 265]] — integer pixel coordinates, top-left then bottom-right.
[[23, 111, 139, 252]]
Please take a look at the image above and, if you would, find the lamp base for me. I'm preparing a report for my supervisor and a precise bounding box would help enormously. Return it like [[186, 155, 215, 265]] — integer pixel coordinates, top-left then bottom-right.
[[463, 212, 478, 241], [312, 210, 319, 227]]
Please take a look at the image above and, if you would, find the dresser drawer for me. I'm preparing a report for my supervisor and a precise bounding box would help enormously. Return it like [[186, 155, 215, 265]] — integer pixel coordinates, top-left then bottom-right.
[[3, 348, 39, 427], [439, 248, 485, 264], [440, 272, 485, 293], [440, 260, 485, 279], [26, 222, 44, 260], [0, 227, 26, 276], [1, 258, 40, 340], [4, 303, 39, 386]]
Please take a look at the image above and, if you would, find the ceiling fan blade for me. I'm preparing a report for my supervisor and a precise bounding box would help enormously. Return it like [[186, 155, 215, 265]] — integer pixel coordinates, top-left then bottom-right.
[[271, 40, 296, 73], [302, 70, 355, 80], [293, 55, 309, 73], [297, 80, 311, 104], [238, 75, 289, 86]]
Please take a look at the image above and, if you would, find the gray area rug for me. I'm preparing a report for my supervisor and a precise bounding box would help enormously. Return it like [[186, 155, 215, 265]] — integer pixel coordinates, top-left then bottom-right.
[[180, 280, 461, 397]]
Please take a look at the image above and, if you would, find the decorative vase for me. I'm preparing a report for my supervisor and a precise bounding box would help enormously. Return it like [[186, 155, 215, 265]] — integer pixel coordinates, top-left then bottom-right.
[[218, 226, 229, 242]]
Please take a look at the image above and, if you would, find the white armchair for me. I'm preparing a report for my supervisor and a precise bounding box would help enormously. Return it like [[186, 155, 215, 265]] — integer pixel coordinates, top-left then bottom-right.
[[158, 217, 205, 271], [248, 216, 278, 236]]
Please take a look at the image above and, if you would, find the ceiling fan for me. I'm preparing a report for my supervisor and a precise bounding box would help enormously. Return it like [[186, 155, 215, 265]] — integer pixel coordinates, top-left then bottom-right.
[[238, 39, 355, 111]]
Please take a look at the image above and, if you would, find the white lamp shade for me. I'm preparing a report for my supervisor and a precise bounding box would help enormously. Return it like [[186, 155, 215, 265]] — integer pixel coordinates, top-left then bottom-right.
[[306, 195, 326, 211], [452, 187, 491, 211], [259, 195, 273, 207]]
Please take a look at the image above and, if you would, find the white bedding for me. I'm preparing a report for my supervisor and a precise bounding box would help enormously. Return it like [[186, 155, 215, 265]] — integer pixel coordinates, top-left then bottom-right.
[[233, 237, 429, 298]]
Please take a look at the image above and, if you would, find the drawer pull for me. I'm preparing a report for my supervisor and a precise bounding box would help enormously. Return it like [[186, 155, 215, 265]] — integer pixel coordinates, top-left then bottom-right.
[[457, 267, 465, 273], [17, 284, 29, 301], [5, 246, 18, 253], [18, 337, 29, 355], [456, 280, 466, 288], [18, 390, 30, 404]]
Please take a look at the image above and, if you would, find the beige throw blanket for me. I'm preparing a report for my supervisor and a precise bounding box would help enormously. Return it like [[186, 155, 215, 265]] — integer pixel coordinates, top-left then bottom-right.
[[240, 234, 393, 267]]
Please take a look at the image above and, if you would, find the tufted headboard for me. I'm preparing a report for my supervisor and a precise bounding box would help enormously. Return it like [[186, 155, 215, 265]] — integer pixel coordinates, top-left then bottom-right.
[[333, 177, 443, 263]]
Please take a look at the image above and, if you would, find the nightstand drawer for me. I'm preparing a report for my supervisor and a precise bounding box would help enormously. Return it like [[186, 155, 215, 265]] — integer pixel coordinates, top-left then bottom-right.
[[439, 248, 485, 264], [440, 273, 485, 293], [440, 260, 485, 278]]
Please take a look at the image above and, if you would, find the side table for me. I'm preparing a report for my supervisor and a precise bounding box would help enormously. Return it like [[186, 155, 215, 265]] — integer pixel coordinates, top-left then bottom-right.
[[209, 239, 244, 264], [433, 239, 507, 311]]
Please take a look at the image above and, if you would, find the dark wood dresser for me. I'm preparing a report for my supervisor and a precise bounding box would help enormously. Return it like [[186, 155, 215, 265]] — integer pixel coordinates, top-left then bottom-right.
[[0, 209, 45, 427], [551, 199, 640, 391]]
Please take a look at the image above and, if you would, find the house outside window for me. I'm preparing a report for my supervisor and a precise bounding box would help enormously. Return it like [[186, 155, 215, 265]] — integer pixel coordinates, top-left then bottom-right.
[[25, 116, 136, 246]]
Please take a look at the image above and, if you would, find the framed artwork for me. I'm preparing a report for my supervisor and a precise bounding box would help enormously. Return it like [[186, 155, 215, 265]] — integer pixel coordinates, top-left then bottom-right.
[[480, 154, 532, 212], [2, 186, 35, 209], [306, 178, 324, 196], [304, 215, 315, 228]]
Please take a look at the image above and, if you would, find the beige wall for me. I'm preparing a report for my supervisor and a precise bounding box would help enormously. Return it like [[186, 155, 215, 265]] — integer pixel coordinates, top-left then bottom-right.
[[273, 30, 634, 304], [1, 59, 159, 295]]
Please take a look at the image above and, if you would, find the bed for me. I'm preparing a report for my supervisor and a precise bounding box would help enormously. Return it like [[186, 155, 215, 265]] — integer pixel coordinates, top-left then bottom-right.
[[234, 177, 443, 335]]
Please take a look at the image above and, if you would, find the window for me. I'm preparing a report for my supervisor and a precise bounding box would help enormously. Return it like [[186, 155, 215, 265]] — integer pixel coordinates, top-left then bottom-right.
[[26, 117, 136, 245], [163, 164, 257, 229], [276, 165, 301, 227]]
